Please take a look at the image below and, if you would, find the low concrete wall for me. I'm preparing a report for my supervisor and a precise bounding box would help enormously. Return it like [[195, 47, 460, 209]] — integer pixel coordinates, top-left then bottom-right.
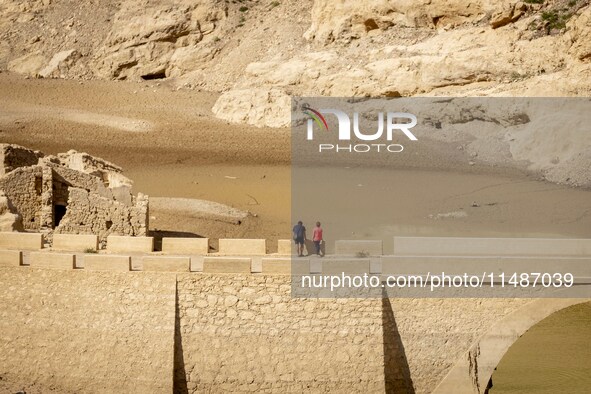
[[381, 256, 591, 278], [107, 235, 153, 253], [393, 236, 591, 257], [0, 250, 21, 267], [250, 256, 263, 273], [304, 239, 326, 256], [142, 256, 190, 272], [294, 259, 312, 275], [162, 237, 209, 255], [218, 239, 266, 255], [0, 232, 43, 250], [203, 257, 251, 273], [322, 258, 371, 275], [30, 252, 75, 270], [335, 240, 383, 256], [53, 234, 98, 252], [190, 256, 204, 272], [277, 239, 292, 255], [261, 257, 292, 274], [85, 254, 131, 272], [183, 256, 260, 273]]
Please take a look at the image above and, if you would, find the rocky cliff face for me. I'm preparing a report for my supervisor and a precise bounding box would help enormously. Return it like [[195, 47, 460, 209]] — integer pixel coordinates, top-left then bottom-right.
[[212, 0, 591, 128], [304, 0, 511, 42], [3, 1, 589, 104], [91, 0, 228, 80]]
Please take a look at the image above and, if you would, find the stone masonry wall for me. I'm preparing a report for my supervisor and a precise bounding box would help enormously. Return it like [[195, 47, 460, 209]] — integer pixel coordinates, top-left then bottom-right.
[[49, 163, 112, 198], [0, 165, 43, 230], [58, 150, 124, 175], [0, 266, 534, 394], [175, 274, 530, 393], [175, 274, 387, 393], [55, 187, 148, 242], [0, 268, 176, 393], [0, 144, 42, 176], [389, 298, 530, 392]]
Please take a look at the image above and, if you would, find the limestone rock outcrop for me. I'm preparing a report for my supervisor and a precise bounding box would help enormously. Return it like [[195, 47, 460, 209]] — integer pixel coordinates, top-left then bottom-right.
[[38, 49, 80, 78], [490, 2, 528, 29], [566, 5, 591, 61], [210, 1, 591, 129], [303, 0, 513, 43], [92, 0, 227, 80], [213, 14, 585, 128], [7, 52, 47, 76], [211, 88, 292, 128]]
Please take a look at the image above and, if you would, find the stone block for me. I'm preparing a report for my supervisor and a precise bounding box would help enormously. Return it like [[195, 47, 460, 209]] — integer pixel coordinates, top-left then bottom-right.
[[393, 236, 591, 257], [107, 235, 153, 253], [309, 258, 322, 274], [203, 257, 251, 273], [0, 250, 22, 267], [218, 239, 266, 255], [85, 254, 131, 272], [190, 256, 204, 272], [53, 234, 98, 252], [293, 258, 311, 275], [0, 232, 43, 250], [262, 257, 292, 274], [30, 252, 75, 270], [162, 237, 208, 255], [335, 240, 383, 256], [251, 256, 263, 273], [277, 239, 292, 255], [369, 258, 382, 274], [142, 256, 190, 272], [322, 259, 371, 275]]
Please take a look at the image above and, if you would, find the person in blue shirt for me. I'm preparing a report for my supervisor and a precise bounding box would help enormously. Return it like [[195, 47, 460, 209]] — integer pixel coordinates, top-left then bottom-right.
[[292, 220, 306, 257]]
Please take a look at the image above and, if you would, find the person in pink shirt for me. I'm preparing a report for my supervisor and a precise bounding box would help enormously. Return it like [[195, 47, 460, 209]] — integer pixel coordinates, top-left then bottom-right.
[[312, 221, 324, 257]]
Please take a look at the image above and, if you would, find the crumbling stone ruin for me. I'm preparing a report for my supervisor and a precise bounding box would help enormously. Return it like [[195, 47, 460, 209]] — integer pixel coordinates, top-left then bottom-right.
[[0, 144, 148, 243]]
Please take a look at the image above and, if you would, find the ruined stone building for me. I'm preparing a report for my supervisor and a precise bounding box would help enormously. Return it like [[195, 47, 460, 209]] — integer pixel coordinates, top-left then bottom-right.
[[0, 144, 148, 242]]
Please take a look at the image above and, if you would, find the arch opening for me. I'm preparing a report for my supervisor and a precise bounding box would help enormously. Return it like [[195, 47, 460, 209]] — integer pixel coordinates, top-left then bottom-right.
[[433, 299, 591, 394], [487, 302, 591, 393]]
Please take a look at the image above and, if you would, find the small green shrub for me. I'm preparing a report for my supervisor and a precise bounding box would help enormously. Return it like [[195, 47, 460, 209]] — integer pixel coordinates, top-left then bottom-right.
[[524, 0, 544, 4], [84, 248, 98, 254], [543, 11, 569, 29], [542, 11, 558, 23], [239, 6, 248, 12], [355, 251, 370, 258]]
